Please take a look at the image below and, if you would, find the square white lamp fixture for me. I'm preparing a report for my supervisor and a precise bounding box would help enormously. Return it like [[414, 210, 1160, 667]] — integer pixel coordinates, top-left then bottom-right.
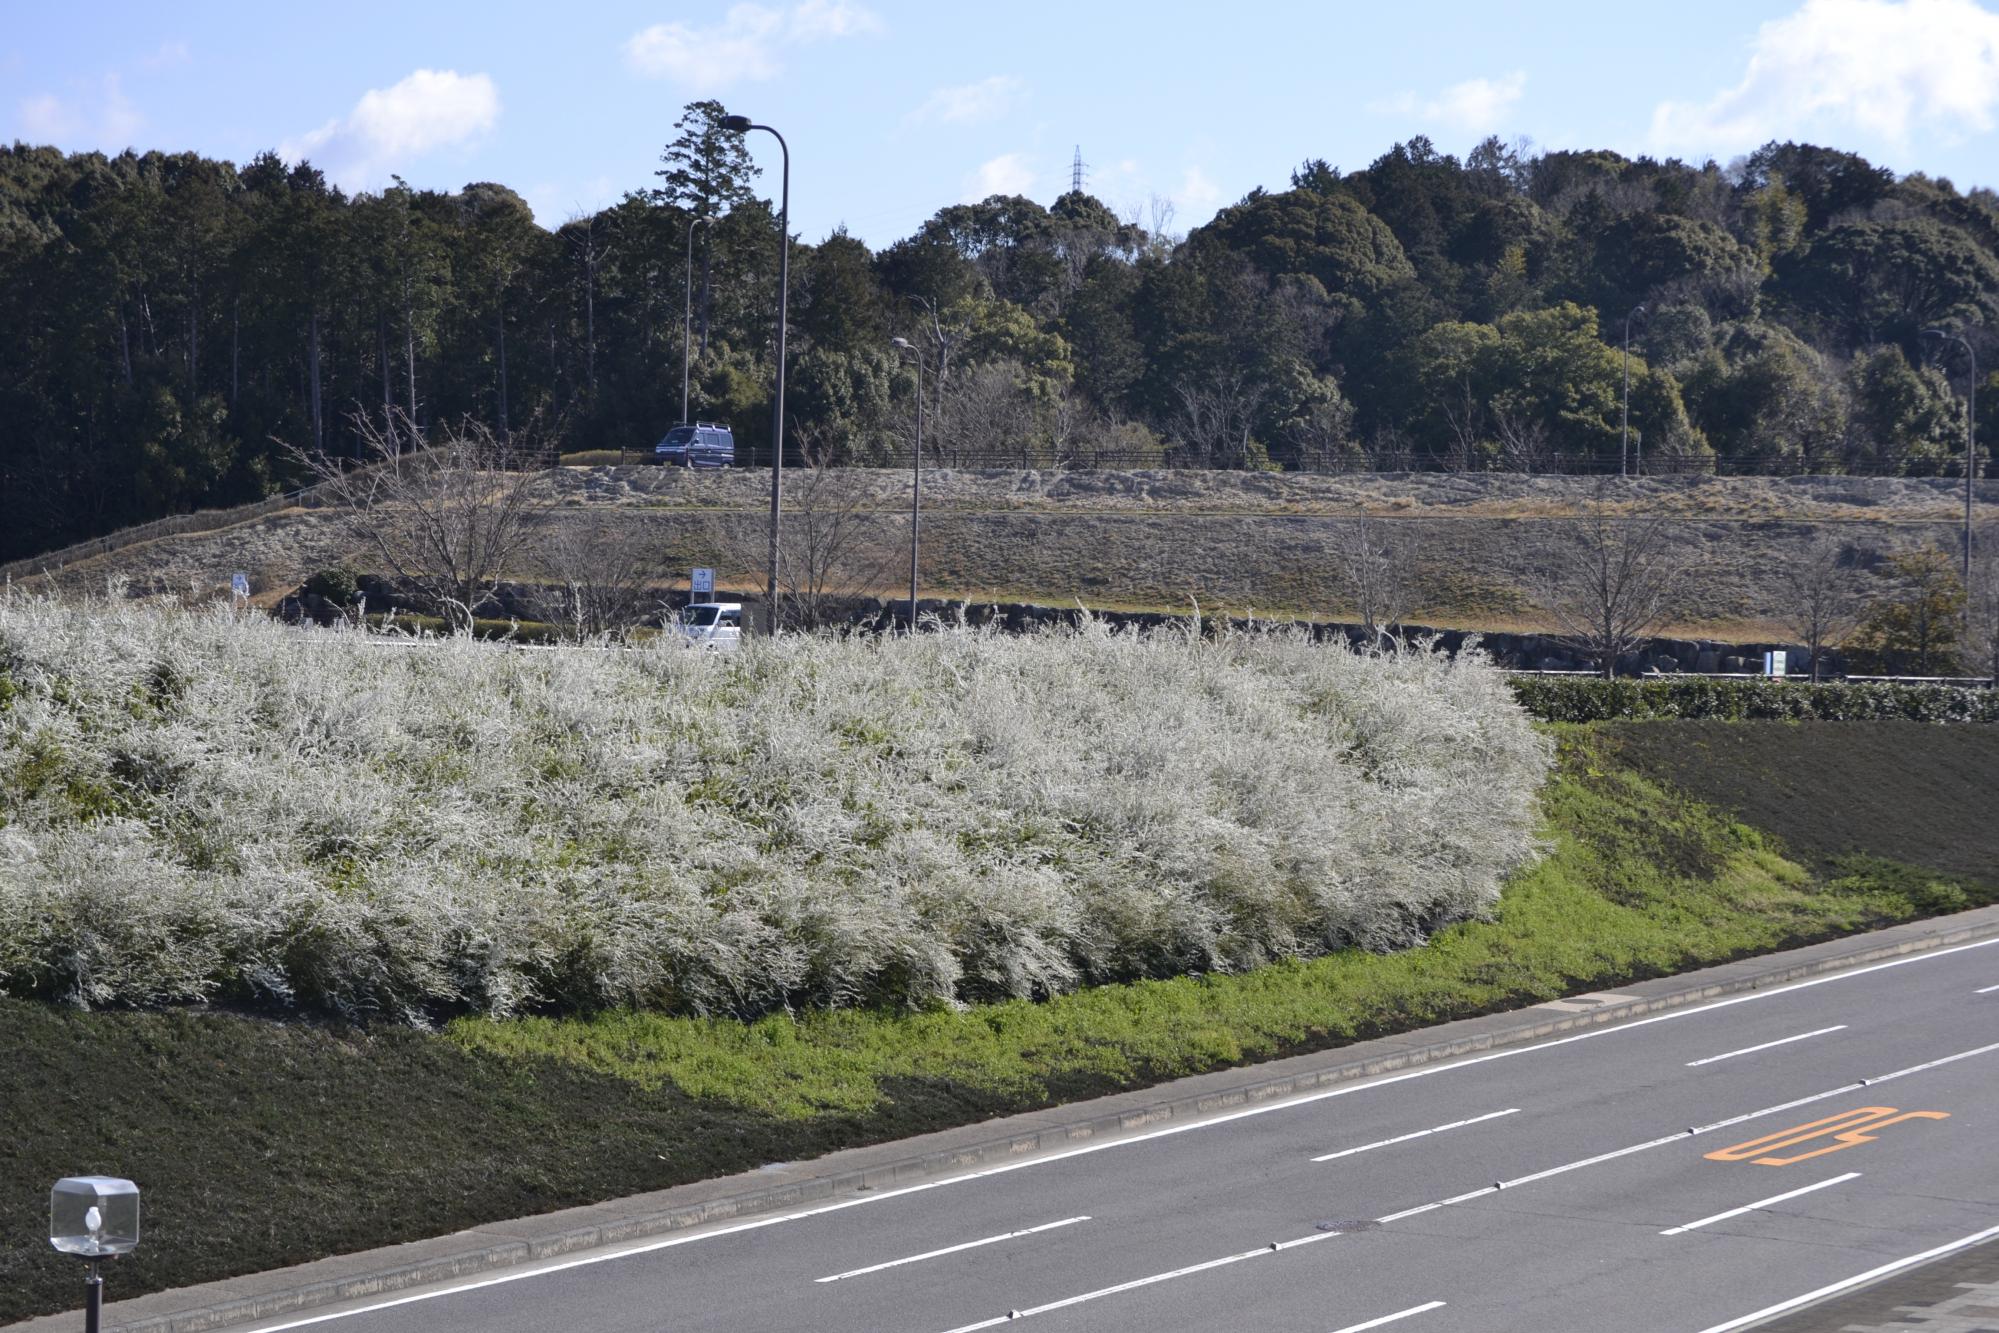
[[50, 1177, 140, 1257]]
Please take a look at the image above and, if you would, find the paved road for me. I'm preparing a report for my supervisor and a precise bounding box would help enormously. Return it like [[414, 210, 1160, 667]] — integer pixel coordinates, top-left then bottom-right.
[[243, 939, 1999, 1333]]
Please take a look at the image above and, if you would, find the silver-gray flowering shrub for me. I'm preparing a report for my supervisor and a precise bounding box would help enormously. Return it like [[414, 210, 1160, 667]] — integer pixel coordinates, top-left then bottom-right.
[[0, 596, 1551, 1020]]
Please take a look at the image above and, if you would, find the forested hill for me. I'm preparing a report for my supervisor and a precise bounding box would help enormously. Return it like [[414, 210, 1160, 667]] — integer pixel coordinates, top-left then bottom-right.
[[2, 101, 1997, 565]]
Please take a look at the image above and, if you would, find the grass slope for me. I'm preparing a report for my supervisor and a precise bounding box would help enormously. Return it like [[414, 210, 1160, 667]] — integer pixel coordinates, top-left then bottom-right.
[[4, 725, 1990, 1323]]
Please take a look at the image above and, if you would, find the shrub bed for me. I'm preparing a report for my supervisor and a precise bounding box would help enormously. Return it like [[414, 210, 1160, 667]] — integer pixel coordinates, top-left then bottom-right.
[[0, 597, 1548, 1020], [1510, 675, 1999, 724]]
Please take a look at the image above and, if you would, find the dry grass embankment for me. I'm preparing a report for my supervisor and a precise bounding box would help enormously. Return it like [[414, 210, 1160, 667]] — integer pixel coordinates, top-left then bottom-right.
[[18, 469, 1999, 635]]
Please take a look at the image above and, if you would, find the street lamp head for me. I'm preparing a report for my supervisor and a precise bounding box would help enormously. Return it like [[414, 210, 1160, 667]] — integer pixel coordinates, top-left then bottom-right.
[[50, 1177, 139, 1258], [1921, 327, 1945, 339], [891, 337, 913, 351], [718, 114, 753, 132]]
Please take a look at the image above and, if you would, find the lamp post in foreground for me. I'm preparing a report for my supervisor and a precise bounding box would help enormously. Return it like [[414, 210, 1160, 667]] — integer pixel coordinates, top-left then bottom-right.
[[1622, 303, 1646, 477], [892, 336, 923, 631], [1923, 327, 1979, 586], [719, 113, 789, 632], [682, 214, 714, 431], [51, 1176, 140, 1333]]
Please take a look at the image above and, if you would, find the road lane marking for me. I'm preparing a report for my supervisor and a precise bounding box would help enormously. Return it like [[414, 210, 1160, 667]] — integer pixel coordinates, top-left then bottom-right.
[[936, 1230, 1345, 1332], [935, 1042, 1999, 1332], [1658, 1172, 1860, 1235], [814, 1216, 1089, 1283], [1977, 983, 1999, 993], [1692, 1220, 1999, 1332], [1328, 1300, 1448, 1331], [1705, 1107, 1948, 1166], [1311, 1109, 1519, 1162], [1376, 1040, 1996, 1222], [232, 941, 1999, 1331], [1684, 1025, 1847, 1067]]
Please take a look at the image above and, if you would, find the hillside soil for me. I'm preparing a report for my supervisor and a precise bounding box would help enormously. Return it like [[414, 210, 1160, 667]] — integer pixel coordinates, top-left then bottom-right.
[[19, 470, 1999, 636], [1, 721, 1992, 1323]]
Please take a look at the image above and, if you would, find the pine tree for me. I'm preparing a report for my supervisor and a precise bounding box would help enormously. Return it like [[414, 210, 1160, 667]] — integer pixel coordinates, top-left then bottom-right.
[[653, 100, 759, 218]]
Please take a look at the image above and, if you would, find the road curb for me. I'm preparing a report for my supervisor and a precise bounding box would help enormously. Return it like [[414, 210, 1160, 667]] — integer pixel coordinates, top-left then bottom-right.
[[30, 905, 1999, 1333]]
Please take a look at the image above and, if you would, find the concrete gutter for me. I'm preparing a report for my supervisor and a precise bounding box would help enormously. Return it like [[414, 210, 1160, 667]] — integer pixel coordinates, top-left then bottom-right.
[[14, 905, 1999, 1333]]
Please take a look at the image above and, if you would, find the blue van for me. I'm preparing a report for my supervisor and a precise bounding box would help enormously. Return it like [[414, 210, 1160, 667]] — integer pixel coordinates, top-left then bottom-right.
[[652, 422, 735, 467]]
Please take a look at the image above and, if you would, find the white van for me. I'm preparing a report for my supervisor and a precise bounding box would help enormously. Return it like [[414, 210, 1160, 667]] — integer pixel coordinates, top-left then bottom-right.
[[677, 602, 743, 652]]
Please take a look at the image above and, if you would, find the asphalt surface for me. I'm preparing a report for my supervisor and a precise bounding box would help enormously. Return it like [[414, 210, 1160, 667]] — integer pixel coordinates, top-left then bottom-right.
[[204, 935, 1999, 1333]]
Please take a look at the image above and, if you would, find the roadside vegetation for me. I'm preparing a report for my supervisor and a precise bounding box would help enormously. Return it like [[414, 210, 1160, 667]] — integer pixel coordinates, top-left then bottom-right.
[[0, 596, 1546, 1020], [3, 722, 1988, 1323]]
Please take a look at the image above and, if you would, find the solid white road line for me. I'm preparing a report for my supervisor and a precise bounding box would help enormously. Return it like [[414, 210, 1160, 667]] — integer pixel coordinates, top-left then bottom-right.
[[1658, 1172, 1860, 1236], [936, 1041, 1999, 1332], [1692, 1221, 1999, 1333], [1976, 983, 1999, 993], [238, 936, 1999, 1332], [815, 1216, 1089, 1283], [1312, 1109, 1519, 1162], [1684, 1025, 1847, 1067], [1328, 1300, 1448, 1332]]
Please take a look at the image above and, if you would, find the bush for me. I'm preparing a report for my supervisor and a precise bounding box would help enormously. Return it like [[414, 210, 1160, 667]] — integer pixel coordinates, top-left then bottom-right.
[[1510, 675, 1999, 724], [0, 596, 1549, 1021], [301, 566, 360, 607]]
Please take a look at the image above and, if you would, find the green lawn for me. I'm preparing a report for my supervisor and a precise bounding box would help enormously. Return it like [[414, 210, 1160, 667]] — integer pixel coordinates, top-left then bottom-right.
[[1, 724, 1989, 1323]]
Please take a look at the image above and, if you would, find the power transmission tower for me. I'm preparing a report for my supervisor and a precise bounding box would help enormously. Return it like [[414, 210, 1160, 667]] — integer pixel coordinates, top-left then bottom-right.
[[1071, 146, 1090, 195]]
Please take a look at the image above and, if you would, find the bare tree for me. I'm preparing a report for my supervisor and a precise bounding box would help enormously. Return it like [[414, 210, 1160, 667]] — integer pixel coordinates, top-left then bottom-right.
[[1490, 403, 1556, 474], [1535, 485, 1686, 678], [534, 513, 673, 640], [1780, 533, 1863, 681], [714, 463, 899, 630], [289, 411, 552, 632], [1328, 517, 1413, 650], [1171, 365, 1267, 469]]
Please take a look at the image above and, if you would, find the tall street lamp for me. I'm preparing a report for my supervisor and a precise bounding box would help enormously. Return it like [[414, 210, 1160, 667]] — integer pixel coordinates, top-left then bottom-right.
[[719, 113, 790, 633], [1923, 327, 1979, 586], [891, 336, 923, 631], [1622, 303, 1646, 477], [681, 214, 714, 430]]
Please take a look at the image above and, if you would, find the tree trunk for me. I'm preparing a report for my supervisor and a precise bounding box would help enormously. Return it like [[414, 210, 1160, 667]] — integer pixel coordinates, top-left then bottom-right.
[[308, 309, 324, 454], [378, 312, 394, 449], [495, 292, 510, 445], [117, 307, 133, 386], [230, 296, 239, 409]]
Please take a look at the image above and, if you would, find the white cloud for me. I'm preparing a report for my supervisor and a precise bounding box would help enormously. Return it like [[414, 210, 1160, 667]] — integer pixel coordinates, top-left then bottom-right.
[[282, 69, 499, 192], [524, 175, 621, 227], [963, 151, 1037, 201], [787, 0, 882, 39], [1370, 70, 1527, 135], [15, 73, 142, 148], [911, 75, 1024, 125], [1177, 165, 1221, 211], [624, 2, 880, 93], [140, 40, 191, 70], [1651, 0, 1999, 154]]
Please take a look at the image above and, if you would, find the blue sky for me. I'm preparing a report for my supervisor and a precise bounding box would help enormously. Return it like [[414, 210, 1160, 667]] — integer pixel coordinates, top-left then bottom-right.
[[7, 0, 1999, 244]]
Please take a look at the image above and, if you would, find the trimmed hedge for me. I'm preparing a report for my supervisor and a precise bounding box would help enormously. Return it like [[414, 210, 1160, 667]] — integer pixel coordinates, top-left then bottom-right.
[[1510, 675, 1999, 724]]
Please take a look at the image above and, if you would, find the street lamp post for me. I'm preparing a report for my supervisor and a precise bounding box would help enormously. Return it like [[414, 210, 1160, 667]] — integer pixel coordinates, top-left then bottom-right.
[[51, 1176, 140, 1333], [681, 214, 714, 432], [719, 113, 789, 633], [1622, 304, 1646, 477], [891, 336, 923, 631], [1923, 328, 1980, 586]]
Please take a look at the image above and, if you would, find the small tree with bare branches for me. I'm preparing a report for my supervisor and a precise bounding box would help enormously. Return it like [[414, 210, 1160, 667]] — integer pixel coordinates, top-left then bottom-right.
[[1780, 533, 1863, 681], [1328, 517, 1413, 650], [1535, 486, 1685, 678], [534, 514, 675, 640], [289, 411, 551, 631]]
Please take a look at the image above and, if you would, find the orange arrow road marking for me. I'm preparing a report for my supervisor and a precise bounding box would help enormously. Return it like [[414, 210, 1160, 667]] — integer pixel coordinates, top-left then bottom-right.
[[1706, 1106, 1949, 1166]]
